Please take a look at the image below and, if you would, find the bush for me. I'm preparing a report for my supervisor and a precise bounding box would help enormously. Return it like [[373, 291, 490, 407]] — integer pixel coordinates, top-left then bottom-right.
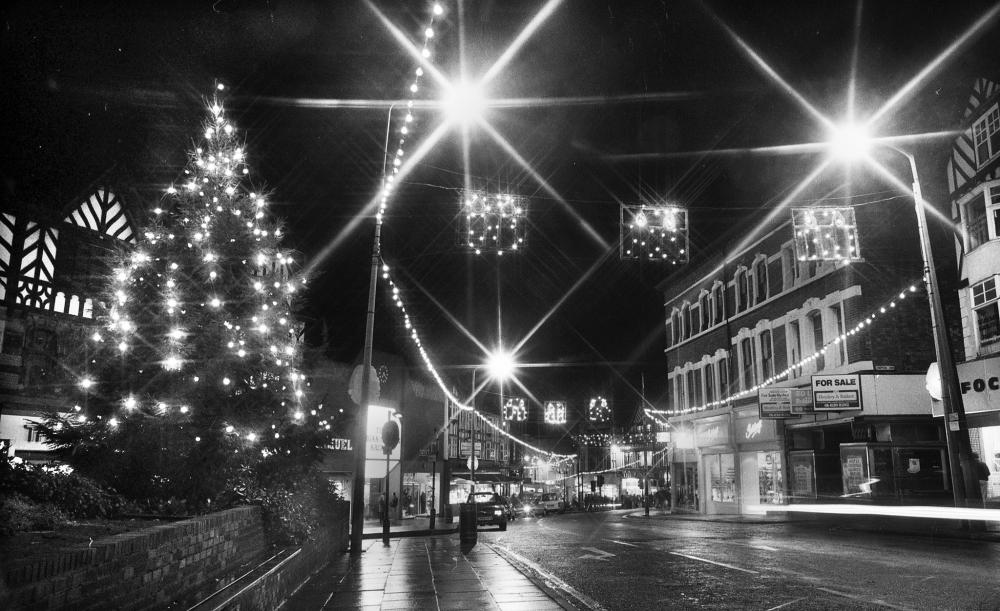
[[225, 466, 342, 546], [0, 492, 69, 536], [0, 457, 124, 519]]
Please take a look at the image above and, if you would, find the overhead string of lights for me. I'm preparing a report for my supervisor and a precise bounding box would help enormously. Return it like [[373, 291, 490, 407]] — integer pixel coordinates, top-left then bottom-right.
[[648, 280, 925, 417], [380, 261, 575, 460], [569, 446, 670, 483]]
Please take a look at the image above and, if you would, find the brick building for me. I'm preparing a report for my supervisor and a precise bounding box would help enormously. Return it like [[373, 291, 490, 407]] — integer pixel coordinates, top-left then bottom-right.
[[660, 196, 951, 515]]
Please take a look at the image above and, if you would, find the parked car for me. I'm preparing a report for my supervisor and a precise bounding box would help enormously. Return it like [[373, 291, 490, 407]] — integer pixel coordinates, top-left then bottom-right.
[[467, 492, 507, 530], [539, 492, 565, 514]]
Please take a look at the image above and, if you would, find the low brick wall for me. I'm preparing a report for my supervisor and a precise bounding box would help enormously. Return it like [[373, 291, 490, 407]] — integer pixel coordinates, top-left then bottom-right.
[[2, 506, 268, 610]]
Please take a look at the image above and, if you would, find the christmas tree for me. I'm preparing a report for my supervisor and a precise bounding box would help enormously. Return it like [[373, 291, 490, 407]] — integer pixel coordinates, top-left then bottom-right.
[[39, 85, 331, 510]]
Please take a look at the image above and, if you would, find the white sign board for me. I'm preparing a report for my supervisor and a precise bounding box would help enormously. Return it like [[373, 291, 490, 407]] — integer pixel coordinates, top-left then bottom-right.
[[811, 374, 862, 411], [366, 405, 401, 476]]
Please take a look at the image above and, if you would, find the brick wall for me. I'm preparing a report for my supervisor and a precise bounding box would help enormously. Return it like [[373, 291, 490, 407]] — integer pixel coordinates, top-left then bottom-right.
[[2, 506, 268, 610]]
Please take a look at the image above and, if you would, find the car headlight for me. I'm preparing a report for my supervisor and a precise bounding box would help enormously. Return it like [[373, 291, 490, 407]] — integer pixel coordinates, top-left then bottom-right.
[[494, 509, 502, 516]]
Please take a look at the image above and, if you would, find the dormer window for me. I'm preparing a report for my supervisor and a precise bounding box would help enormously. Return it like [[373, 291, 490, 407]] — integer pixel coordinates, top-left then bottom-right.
[[974, 104, 1000, 168]]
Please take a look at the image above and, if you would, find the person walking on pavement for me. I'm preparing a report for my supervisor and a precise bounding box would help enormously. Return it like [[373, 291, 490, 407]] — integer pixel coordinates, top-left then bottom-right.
[[972, 452, 992, 503], [391, 492, 399, 519], [378, 493, 387, 526]]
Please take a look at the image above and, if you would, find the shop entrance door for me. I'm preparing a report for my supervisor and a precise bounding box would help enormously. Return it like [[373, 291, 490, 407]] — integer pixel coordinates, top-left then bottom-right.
[[739, 453, 760, 511]]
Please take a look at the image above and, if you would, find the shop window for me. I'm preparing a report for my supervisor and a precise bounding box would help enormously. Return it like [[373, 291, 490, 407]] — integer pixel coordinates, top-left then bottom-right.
[[757, 451, 784, 505], [974, 104, 1000, 168], [753, 258, 768, 305], [712, 282, 725, 323], [760, 330, 774, 380], [972, 276, 1000, 347], [808, 310, 825, 370], [962, 183, 1000, 251], [740, 337, 756, 390], [708, 453, 737, 503]]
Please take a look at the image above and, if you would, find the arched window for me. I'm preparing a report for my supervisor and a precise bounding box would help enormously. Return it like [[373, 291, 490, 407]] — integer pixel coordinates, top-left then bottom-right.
[[705, 362, 715, 405], [754, 258, 768, 304], [736, 269, 749, 311], [680, 303, 691, 339], [760, 329, 774, 379], [699, 292, 711, 331], [740, 337, 756, 390], [671, 310, 682, 344], [713, 282, 725, 323], [808, 310, 825, 370]]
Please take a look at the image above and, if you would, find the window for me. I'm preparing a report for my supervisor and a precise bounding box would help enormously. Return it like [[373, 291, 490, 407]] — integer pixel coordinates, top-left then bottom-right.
[[686, 369, 696, 409], [787, 321, 802, 378], [740, 337, 756, 390], [680, 304, 691, 339], [760, 330, 774, 380], [753, 259, 768, 304], [705, 362, 715, 405], [671, 311, 681, 344], [831, 303, 847, 365], [781, 246, 798, 290], [713, 283, 725, 323], [974, 104, 1000, 167], [687, 305, 697, 337], [972, 277, 1000, 346], [692, 368, 703, 407], [718, 354, 730, 399], [808, 310, 825, 370], [699, 292, 711, 331], [737, 269, 750, 311], [963, 184, 1000, 251]]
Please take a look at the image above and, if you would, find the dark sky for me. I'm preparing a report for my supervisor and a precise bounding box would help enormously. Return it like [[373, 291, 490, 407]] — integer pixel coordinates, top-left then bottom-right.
[[3, 0, 998, 435]]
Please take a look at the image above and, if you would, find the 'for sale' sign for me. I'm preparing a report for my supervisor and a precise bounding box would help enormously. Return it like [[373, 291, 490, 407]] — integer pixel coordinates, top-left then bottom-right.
[[811, 374, 862, 411]]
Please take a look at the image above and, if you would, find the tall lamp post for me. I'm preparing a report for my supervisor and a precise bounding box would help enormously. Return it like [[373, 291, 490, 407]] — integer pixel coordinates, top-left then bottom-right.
[[830, 127, 977, 507]]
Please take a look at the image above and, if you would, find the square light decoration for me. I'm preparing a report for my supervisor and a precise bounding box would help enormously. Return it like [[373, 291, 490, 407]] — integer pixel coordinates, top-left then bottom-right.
[[791, 207, 861, 262], [503, 397, 528, 421], [544, 401, 567, 424], [461, 189, 526, 255], [620, 204, 688, 263]]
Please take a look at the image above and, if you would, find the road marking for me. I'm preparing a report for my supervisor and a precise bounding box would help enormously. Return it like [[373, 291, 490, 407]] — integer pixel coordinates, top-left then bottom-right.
[[766, 596, 808, 610], [579, 546, 615, 561], [605, 539, 639, 547], [751, 544, 778, 551], [669, 552, 759, 575], [488, 544, 608, 611], [814, 586, 916, 611]]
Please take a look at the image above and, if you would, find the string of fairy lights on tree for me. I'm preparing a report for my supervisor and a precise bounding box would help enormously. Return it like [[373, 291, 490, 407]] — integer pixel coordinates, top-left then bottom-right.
[[650, 280, 925, 417], [379, 261, 575, 460], [70, 84, 323, 446]]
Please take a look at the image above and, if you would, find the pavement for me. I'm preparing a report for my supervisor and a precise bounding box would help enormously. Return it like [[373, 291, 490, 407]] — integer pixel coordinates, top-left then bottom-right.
[[281, 508, 1000, 610], [282, 519, 570, 610]]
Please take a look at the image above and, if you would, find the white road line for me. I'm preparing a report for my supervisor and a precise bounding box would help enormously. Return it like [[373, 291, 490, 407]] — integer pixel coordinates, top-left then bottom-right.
[[814, 586, 916, 611], [489, 544, 608, 611], [751, 544, 778, 551], [605, 539, 639, 547], [669, 552, 759, 575], [766, 596, 808, 610]]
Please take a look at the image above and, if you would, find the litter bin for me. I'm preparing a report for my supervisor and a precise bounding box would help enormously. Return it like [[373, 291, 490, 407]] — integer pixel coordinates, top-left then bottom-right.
[[459, 503, 477, 545]]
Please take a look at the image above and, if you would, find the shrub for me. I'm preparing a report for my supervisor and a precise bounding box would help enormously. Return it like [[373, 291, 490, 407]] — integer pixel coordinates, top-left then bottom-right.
[[0, 457, 124, 519], [0, 492, 69, 536]]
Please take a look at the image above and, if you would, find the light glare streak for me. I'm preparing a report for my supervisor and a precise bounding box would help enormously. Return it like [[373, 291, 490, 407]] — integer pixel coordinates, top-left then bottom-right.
[[748, 503, 1000, 522], [481, 0, 565, 86]]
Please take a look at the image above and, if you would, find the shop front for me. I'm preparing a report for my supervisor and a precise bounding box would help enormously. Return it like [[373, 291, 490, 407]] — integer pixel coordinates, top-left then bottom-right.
[[936, 354, 1000, 505], [695, 415, 736, 515], [734, 410, 785, 510]]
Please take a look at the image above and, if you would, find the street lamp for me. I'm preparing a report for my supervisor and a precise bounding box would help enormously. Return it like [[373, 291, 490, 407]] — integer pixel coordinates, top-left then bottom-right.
[[829, 125, 977, 508]]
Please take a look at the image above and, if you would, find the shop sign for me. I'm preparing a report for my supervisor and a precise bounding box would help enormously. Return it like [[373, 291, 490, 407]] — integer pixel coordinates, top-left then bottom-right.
[[811, 374, 862, 411], [326, 438, 352, 451], [955, 355, 1000, 414], [695, 420, 730, 446], [758, 388, 812, 418]]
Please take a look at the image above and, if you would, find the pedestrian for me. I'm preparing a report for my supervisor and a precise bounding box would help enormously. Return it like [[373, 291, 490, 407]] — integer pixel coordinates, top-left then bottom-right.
[[419, 491, 427, 514], [378, 493, 387, 525], [972, 452, 992, 502], [391, 492, 399, 512]]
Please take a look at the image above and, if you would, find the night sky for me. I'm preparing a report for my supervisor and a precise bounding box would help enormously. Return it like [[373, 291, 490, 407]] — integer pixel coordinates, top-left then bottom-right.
[[3, 0, 998, 436]]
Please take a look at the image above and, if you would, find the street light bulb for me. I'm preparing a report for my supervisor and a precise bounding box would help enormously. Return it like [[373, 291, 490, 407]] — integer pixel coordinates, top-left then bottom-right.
[[442, 80, 487, 127], [829, 122, 870, 161], [486, 349, 515, 381]]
